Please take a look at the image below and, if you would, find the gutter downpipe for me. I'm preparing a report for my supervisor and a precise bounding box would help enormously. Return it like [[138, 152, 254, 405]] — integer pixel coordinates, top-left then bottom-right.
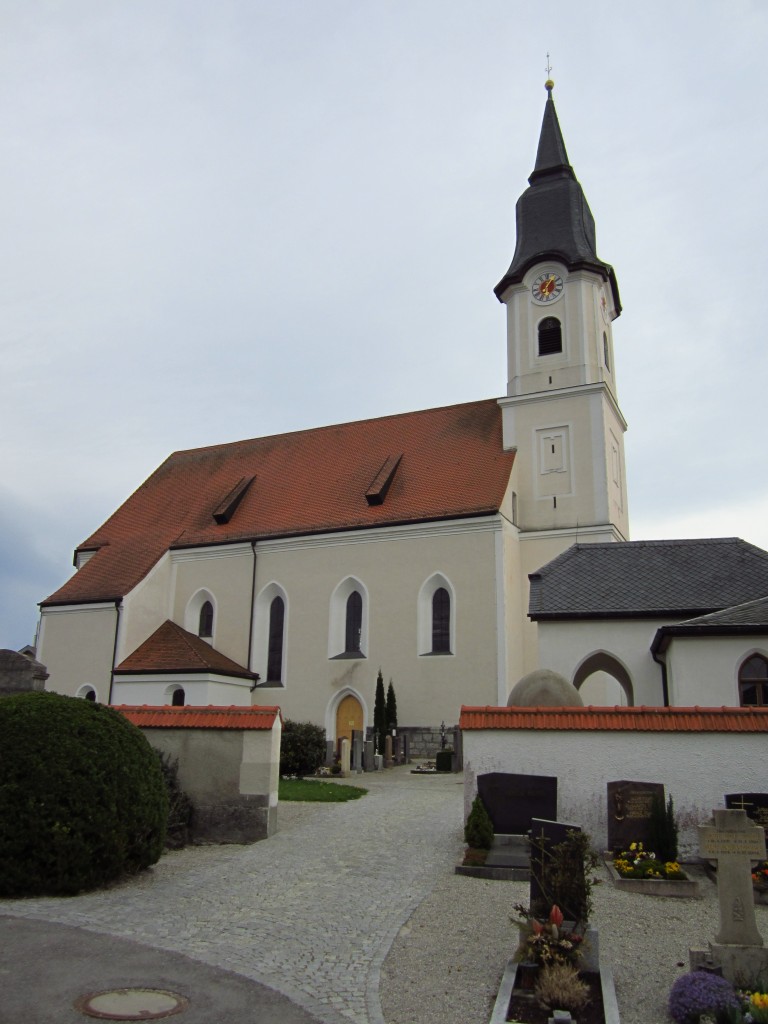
[[651, 630, 670, 707], [108, 599, 122, 705], [247, 541, 257, 677]]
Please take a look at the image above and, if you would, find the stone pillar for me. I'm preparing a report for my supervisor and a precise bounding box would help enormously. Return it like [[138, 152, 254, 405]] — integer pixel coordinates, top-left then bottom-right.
[[351, 730, 363, 772], [325, 740, 335, 767], [339, 737, 351, 778], [402, 732, 410, 764], [384, 734, 393, 768], [363, 740, 374, 772]]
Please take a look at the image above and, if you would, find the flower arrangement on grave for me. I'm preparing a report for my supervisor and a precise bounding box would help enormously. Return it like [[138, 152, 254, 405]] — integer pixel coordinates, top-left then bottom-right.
[[751, 860, 768, 892], [613, 841, 687, 880], [741, 988, 768, 1023], [534, 962, 590, 1014], [512, 903, 584, 967], [668, 971, 740, 1024]]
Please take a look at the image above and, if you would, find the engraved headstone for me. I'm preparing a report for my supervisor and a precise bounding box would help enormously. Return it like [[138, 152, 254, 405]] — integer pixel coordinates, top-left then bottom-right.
[[698, 808, 765, 946], [384, 734, 393, 768], [477, 772, 557, 835], [339, 737, 351, 778], [529, 818, 582, 920], [351, 730, 363, 772], [607, 780, 664, 853]]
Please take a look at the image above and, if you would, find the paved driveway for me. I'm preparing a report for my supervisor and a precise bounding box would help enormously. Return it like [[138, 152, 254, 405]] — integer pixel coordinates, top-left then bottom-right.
[[0, 766, 465, 1024]]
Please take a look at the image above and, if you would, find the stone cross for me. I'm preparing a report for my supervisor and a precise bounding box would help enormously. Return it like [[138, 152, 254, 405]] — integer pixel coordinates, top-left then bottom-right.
[[699, 808, 766, 946]]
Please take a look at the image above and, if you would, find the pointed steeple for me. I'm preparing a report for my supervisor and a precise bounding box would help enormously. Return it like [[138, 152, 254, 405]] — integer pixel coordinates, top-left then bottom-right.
[[494, 81, 621, 314]]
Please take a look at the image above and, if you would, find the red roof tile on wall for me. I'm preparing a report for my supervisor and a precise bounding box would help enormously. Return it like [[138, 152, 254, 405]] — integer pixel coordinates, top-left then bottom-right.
[[43, 399, 514, 606], [116, 705, 281, 730], [459, 705, 768, 732]]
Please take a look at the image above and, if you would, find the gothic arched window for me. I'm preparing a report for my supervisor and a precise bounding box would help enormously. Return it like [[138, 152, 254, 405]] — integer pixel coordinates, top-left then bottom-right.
[[345, 591, 363, 654], [538, 317, 562, 356], [198, 600, 214, 638], [739, 655, 768, 706], [267, 596, 285, 682], [431, 587, 451, 653]]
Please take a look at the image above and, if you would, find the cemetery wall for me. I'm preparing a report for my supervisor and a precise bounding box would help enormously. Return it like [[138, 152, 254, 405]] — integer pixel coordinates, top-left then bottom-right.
[[118, 707, 280, 844], [463, 726, 766, 859]]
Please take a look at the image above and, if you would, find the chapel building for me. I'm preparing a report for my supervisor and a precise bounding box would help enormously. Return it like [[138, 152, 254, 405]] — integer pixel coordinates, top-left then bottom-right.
[[37, 83, 630, 747]]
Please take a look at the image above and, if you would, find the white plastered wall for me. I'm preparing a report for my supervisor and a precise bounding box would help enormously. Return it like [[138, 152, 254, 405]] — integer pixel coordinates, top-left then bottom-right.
[[464, 727, 767, 858], [38, 603, 117, 699], [666, 636, 768, 707]]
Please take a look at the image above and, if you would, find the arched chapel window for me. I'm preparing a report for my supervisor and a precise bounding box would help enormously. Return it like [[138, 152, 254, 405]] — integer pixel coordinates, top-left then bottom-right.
[[432, 587, 451, 653], [345, 592, 363, 654], [267, 596, 285, 683], [171, 687, 186, 707], [198, 601, 214, 638], [603, 331, 610, 371], [538, 317, 562, 356], [738, 655, 768, 706]]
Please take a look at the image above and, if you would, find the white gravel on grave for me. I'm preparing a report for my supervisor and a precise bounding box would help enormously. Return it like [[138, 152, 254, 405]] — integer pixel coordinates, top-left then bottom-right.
[[379, 862, 768, 1024]]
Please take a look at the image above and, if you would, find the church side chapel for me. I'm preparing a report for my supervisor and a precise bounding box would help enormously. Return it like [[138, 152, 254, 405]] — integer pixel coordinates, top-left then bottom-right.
[[36, 80, 768, 754]]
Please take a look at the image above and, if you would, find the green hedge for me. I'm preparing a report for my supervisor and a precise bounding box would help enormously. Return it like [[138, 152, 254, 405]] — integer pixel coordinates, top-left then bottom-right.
[[279, 720, 327, 777], [0, 692, 168, 896]]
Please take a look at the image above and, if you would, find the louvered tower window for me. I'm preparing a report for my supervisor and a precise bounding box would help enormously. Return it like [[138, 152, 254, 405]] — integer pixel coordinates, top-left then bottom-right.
[[538, 317, 562, 356]]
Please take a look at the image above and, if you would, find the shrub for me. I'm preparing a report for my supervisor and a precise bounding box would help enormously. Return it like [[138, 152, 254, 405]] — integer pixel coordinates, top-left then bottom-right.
[[0, 692, 168, 896], [374, 670, 387, 753], [535, 963, 590, 1013], [464, 794, 494, 850], [530, 829, 599, 925], [649, 792, 679, 862], [279, 720, 327, 777], [668, 971, 739, 1024], [157, 753, 193, 850]]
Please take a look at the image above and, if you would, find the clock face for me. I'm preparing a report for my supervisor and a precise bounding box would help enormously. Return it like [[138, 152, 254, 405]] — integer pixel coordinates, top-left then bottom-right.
[[532, 272, 564, 304], [600, 289, 611, 323]]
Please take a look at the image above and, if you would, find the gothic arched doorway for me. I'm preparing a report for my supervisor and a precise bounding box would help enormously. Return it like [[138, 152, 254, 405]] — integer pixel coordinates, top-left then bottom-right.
[[335, 693, 364, 755], [573, 652, 634, 706]]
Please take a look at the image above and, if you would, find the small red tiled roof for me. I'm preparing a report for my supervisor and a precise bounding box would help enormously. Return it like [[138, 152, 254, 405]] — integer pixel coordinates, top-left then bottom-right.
[[459, 705, 768, 732], [43, 399, 514, 606], [114, 621, 254, 679], [116, 705, 281, 730]]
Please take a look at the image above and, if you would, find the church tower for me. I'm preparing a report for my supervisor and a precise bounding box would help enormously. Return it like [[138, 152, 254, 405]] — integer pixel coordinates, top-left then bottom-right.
[[496, 81, 629, 554]]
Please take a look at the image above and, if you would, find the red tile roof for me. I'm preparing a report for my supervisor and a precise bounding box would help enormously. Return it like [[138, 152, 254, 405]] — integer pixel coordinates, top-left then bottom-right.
[[43, 399, 513, 606], [459, 705, 768, 732], [114, 621, 254, 679], [116, 705, 281, 730]]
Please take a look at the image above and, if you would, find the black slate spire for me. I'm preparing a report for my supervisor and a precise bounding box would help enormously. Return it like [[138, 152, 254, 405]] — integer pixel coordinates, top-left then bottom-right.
[[494, 82, 621, 314]]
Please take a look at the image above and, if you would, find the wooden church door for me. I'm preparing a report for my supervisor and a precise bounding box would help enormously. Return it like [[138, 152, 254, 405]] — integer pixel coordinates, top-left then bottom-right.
[[335, 694, 363, 754]]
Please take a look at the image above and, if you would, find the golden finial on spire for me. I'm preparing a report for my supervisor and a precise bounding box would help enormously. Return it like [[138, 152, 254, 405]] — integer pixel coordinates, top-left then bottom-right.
[[545, 53, 554, 92]]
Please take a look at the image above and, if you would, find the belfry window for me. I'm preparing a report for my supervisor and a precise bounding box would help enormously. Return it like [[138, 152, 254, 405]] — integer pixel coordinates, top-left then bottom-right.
[[603, 331, 611, 371], [538, 317, 562, 356], [738, 655, 768, 706], [198, 600, 214, 638]]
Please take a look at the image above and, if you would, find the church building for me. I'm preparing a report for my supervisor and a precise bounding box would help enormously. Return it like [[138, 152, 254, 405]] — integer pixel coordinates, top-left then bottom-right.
[[36, 83, 647, 748]]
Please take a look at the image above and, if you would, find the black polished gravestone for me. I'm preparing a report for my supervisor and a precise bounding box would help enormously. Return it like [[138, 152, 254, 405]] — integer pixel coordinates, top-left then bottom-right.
[[607, 779, 664, 854], [529, 818, 582, 919], [726, 793, 768, 830], [477, 772, 557, 835]]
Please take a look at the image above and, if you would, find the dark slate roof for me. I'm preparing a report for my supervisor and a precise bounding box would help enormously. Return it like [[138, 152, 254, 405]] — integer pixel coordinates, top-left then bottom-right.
[[528, 539, 768, 620], [651, 595, 768, 653], [494, 85, 620, 314]]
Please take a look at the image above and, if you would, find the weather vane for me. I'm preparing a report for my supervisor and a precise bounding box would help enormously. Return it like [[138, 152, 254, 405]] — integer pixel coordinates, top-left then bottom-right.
[[545, 53, 554, 91], [545, 53, 552, 77]]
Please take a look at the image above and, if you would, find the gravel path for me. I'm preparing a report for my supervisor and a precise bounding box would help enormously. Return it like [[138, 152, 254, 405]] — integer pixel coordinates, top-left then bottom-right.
[[381, 861, 768, 1024]]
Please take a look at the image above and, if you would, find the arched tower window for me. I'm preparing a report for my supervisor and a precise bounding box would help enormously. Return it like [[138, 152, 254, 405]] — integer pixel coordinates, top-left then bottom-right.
[[171, 687, 185, 707], [739, 655, 768, 706], [538, 317, 562, 356], [345, 591, 363, 654], [267, 596, 285, 683], [603, 331, 611, 371], [198, 601, 214, 638], [432, 587, 451, 653]]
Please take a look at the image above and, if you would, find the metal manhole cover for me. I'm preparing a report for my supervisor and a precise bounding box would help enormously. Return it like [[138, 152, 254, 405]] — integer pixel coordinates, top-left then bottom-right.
[[76, 988, 188, 1020]]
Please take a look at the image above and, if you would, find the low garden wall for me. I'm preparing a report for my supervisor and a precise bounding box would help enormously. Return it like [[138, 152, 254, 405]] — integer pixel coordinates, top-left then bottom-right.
[[460, 705, 768, 859], [117, 705, 281, 844]]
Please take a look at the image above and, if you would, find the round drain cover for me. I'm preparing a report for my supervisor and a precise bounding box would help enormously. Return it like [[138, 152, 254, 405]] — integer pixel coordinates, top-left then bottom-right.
[[76, 988, 188, 1020]]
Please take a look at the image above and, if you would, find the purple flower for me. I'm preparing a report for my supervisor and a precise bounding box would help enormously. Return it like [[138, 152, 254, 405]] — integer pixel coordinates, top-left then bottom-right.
[[668, 971, 739, 1024]]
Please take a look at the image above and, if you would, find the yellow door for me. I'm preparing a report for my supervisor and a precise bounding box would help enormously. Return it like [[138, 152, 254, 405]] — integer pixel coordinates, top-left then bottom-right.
[[335, 694, 363, 753]]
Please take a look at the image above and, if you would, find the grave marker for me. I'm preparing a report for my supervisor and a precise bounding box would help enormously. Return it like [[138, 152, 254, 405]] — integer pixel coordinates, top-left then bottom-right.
[[477, 772, 557, 835], [726, 793, 768, 830], [529, 818, 581, 920], [607, 780, 664, 853], [698, 808, 765, 946]]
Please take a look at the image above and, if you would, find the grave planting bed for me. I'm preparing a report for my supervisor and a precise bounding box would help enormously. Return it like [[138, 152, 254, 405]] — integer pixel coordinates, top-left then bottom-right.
[[602, 854, 699, 897], [489, 959, 620, 1024]]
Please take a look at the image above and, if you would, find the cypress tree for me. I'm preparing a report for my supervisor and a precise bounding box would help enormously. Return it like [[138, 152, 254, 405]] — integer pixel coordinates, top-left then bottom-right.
[[386, 679, 398, 731], [374, 670, 387, 753]]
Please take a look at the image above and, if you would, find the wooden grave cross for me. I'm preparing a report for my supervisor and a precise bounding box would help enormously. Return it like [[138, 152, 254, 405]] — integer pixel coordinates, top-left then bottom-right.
[[698, 808, 765, 946]]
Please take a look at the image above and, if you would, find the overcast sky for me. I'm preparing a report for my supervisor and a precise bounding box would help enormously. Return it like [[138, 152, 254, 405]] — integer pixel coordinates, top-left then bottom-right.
[[2, 1, 767, 651]]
